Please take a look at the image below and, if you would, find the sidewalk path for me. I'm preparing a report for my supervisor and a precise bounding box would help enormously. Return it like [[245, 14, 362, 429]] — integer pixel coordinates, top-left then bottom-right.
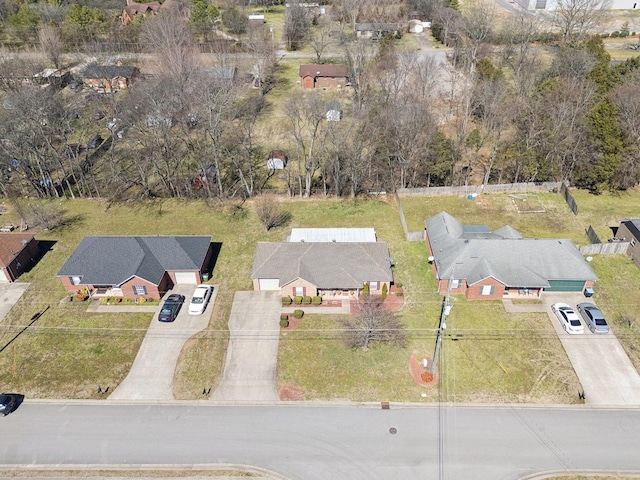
[[212, 291, 282, 402]]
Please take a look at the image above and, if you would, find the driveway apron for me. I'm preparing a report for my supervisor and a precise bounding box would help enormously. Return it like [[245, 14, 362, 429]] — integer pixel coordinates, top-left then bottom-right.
[[109, 285, 213, 401], [541, 293, 640, 406], [212, 291, 281, 402]]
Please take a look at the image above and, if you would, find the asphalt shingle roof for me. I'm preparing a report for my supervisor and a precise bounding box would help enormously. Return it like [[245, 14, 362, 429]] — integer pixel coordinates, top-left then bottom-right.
[[251, 242, 393, 289], [0, 233, 35, 267], [425, 211, 597, 287], [57, 236, 211, 286]]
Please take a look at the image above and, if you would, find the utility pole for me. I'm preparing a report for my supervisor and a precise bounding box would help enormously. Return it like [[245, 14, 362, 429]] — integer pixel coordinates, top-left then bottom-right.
[[431, 277, 452, 375]]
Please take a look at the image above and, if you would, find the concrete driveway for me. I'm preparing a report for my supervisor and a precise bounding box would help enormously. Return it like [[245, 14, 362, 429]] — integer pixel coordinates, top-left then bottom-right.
[[212, 291, 281, 403], [0, 282, 30, 323], [109, 284, 215, 401], [541, 292, 640, 406]]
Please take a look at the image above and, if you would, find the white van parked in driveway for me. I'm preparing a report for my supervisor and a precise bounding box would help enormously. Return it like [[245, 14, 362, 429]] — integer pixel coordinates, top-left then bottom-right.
[[189, 285, 213, 315]]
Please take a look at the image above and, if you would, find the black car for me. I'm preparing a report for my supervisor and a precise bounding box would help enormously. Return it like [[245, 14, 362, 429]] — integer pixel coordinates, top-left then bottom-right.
[[0, 394, 17, 416], [158, 294, 185, 322]]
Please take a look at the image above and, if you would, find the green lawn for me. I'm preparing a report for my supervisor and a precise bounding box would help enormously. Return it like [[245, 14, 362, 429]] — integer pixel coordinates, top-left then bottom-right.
[[2, 189, 640, 402]]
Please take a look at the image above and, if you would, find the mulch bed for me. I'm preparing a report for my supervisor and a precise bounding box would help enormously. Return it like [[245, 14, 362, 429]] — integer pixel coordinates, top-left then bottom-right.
[[409, 351, 438, 387], [278, 383, 306, 401], [281, 315, 304, 330]]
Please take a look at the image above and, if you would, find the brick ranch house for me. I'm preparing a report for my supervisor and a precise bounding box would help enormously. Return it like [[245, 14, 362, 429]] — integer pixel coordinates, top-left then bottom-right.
[[80, 64, 139, 93], [425, 212, 598, 300], [57, 236, 212, 299], [299, 64, 349, 90], [0, 233, 39, 282], [250, 241, 393, 299]]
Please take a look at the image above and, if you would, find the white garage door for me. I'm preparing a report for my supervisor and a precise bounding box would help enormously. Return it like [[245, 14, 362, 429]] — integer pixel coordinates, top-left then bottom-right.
[[174, 271, 199, 284], [259, 278, 280, 290]]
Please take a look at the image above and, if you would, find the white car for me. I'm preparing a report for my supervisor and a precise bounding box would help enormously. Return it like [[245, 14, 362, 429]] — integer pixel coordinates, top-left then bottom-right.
[[188, 285, 213, 315], [551, 302, 584, 334]]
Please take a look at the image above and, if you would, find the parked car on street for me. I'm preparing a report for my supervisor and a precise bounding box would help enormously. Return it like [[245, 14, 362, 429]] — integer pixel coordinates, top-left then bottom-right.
[[552, 303, 584, 334], [158, 293, 185, 322], [0, 394, 17, 416], [188, 285, 213, 315], [577, 302, 610, 334]]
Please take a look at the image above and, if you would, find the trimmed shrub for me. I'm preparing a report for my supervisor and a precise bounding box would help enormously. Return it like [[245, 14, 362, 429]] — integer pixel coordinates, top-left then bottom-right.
[[100, 297, 108, 305], [362, 282, 370, 298], [312, 296, 322, 305], [302, 295, 312, 305], [282, 296, 292, 306], [293, 295, 303, 305], [114, 297, 122, 303], [611, 31, 620, 38], [395, 282, 403, 288], [139, 297, 146, 303], [76, 288, 89, 301], [280, 316, 290, 328], [293, 309, 304, 319], [280, 313, 289, 322], [396, 290, 404, 297], [381, 283, 388, 300]]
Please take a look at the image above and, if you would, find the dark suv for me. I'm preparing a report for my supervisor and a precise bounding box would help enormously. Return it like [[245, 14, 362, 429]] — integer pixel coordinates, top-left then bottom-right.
[[0, 394, 17, 416]]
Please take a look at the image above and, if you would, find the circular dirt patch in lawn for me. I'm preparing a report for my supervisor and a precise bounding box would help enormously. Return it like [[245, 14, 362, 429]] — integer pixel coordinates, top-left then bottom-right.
[[409, 351, 438, 387]]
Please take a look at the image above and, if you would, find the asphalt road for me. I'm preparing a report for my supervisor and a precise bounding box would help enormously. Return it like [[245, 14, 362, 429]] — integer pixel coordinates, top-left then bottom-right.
[[2, 402, 640, 480]]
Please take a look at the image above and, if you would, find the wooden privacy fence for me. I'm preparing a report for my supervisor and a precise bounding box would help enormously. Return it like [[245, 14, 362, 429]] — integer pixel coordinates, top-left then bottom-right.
[[397, 182, 561, 197], [561, 182, 579, 215], [586, 225, 601, 244], [580, 242, 630, 255]]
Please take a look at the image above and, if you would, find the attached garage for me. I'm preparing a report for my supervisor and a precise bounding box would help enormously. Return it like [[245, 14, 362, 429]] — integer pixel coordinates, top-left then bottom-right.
[[258, 278, 280, 291], [173, 271, 199, 284], [545, 280, 586, 292]]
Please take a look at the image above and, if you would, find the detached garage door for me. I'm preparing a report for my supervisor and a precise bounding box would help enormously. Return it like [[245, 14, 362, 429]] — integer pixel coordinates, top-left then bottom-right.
[[174, 271, 199, 284], [259, 278, 280, 291], [546, 280, 585, 292]]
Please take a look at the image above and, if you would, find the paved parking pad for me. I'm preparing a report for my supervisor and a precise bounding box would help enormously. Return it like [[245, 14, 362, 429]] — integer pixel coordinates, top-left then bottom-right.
[[109, 284, 215, 401], [0, 283, 30, 323], [212, 291, 282, 402], [542, 293, 640, 406]]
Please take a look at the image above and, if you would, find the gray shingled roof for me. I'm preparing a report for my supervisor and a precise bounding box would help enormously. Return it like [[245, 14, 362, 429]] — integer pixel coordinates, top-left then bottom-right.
[[251, 242, 393, 289], [82, 64, 138, 80], [288, 228, 376, 243], [57, 236, 211, 286], [425, 212, 597, 287]]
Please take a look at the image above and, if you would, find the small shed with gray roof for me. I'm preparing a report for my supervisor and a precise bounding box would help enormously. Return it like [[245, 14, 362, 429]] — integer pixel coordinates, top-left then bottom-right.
[[57, 236, 212, 299], [251, 241, 393, 298], [425, 212, 597, 300]]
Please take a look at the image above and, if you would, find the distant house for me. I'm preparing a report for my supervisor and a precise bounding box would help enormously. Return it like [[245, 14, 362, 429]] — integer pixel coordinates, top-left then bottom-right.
[[0, 233, 39, 283], [251, 241, 393, 298], [121, 1, 160, 24], [121, 0, 189, 24], [80, 64, 139, 93], [299, 64, 348, 90], [425, 212, 598, 300], [57, 236, 212, 299], [287, 228, 377, 243], [616, 219, 640, 269], [267, 150, 287, 170], [33, 68, 72, 89], [514, 0, 634, 10], [285, 2, 324, 17], [202, 66, 238, 85], [248, 14, 266, 26], [355, 23, 400, 39]]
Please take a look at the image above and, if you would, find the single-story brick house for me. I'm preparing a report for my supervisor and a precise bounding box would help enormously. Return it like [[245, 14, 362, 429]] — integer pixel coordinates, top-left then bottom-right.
[[299, 64, 349, 90], [251, 242, 393, 298], [425, 212, 598, 300], [0, 233, 39, 283], [80, 64, 139, 93], [616, 219, 640, 269], [57, 236, 212, 299], [355, 23, 401, 39]]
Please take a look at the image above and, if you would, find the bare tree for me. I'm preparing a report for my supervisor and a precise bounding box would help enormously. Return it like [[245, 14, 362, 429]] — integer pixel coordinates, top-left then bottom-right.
[[339, 296, 407, 349], [454, 3, 495, 73], [306, 21, 334, 63], [284, 0, 309, 51], [282, 90, 326, 197], [554, 0, 611, 42], [500, 13, 542, 94], [255, 194, 291, 230], [141, 13, 200, 85], [38, 24, 63, 69]]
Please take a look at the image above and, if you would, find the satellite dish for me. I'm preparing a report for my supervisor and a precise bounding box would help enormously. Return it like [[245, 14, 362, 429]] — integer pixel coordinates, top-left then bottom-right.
[[21, 239, 27, 245], [586, 256, 593, 262], [428, 256, 435, 262]]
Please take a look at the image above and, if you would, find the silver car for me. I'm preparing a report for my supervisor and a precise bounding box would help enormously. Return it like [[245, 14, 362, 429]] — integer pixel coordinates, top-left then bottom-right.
[[577, 302, 610, 334]]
